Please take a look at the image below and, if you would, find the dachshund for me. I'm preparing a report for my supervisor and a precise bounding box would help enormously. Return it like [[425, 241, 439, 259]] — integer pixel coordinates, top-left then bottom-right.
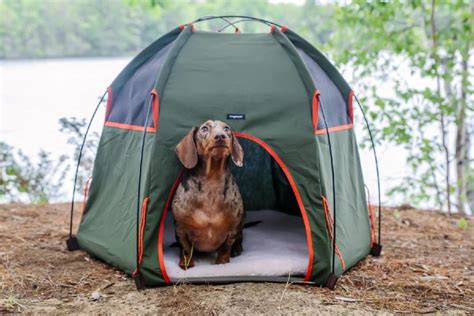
[[172, 120, 244, 269]]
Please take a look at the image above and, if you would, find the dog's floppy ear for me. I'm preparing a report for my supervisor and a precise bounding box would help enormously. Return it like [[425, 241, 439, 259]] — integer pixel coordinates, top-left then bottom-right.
[[175, 127, 198, 169], [231, 135, 244, 167]]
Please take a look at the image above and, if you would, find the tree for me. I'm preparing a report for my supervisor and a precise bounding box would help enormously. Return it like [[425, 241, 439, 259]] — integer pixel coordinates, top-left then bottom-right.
[[0, 0, 336, 59], [330, 0, 473, 214], [59, 117, 100, 195], [0, 142, 69, 204], [0, 116, 100, 204]]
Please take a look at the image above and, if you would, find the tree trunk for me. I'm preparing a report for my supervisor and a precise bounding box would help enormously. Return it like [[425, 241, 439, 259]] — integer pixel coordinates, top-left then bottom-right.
[[430, 0, 452, 214], [466, 125, 473, 214], [455, 40, 470, 215]]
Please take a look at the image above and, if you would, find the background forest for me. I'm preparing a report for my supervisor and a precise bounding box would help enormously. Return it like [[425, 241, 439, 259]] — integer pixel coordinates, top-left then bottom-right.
[[0, 0, 472, 215]]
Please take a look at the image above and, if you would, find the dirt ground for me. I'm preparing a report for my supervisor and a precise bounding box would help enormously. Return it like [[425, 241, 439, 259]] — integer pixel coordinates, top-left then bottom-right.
[[0, 203, 473, 314]]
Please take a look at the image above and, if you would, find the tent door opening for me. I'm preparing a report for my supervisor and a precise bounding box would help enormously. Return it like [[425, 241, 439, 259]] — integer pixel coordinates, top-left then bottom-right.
[[161, 136, 310, 282]]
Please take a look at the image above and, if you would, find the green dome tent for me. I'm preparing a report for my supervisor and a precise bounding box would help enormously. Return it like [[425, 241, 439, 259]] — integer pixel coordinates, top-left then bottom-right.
[[67, 16, 381, 290]]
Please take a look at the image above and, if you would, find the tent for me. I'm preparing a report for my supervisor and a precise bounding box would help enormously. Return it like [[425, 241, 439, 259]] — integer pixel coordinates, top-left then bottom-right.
[[66, 16, 381, 290]]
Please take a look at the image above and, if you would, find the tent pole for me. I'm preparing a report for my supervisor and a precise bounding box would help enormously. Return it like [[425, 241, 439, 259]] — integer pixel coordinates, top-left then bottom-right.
[[192, 15, 278, 28], [318, 95, 338, 290], [354, 96, 382, 256], [66, 90, 107, 252], [216, 17, 240, 32], [133, 95, 153, 290], [217, 18, 254, 32]]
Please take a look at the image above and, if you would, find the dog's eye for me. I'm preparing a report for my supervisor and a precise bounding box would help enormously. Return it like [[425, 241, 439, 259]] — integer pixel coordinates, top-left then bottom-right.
[[224, 126, 230, 133], [200, 126, 208, 132]]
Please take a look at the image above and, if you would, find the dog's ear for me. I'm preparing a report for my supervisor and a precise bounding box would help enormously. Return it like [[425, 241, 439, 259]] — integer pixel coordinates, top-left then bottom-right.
[[231, 135, 244, 167], [175, 127, 198, 169]]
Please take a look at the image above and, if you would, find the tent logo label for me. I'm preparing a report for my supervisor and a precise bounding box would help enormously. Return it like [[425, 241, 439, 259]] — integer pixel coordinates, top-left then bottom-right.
[[227, 113, 246, 120]]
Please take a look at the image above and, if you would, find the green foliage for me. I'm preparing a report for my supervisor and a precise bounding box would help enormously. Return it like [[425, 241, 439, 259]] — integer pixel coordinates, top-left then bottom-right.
[[0, 142, 69, 204], [457, 217, 467, 229], [330, 0, 473, 212], [0, 0, 335, 59], [0, 0, 163, 58], [59, 117, 100, 194], [1, 0, 471, 212], [0, 117, 100, 203]]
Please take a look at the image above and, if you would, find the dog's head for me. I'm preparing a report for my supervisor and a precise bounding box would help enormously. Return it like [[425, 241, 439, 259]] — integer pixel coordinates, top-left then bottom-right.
[[175, 120, 244, 169]]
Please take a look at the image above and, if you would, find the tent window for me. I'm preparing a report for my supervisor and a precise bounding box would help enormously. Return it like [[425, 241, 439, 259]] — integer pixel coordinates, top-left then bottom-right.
[[105, 44, 171, 130], [297, 49, 352, 132]]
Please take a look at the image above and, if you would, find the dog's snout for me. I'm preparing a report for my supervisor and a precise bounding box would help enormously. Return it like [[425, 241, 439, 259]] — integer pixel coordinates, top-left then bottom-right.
[[214, 134, 227, 141]]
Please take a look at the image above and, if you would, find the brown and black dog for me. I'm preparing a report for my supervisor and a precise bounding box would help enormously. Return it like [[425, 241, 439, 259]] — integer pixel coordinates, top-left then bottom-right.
[[172, 120, 244, 269]]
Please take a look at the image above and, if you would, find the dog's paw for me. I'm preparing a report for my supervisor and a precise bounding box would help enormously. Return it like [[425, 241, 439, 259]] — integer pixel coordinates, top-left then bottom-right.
[[230, 244, 242, 258], [179, 256, 194, 270], [215, 255, 230, 265]]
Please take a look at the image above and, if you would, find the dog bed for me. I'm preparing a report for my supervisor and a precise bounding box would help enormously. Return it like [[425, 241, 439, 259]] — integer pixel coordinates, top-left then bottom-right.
[[163, 210, 308, 280]]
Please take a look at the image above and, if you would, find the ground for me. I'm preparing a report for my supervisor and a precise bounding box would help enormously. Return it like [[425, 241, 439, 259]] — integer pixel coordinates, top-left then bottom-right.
[[0, 204, 473, 314]]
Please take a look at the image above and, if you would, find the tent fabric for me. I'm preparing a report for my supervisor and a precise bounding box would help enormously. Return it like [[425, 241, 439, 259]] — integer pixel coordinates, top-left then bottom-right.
[[76, 23, 372, 288], [230, 139, 299, 214]]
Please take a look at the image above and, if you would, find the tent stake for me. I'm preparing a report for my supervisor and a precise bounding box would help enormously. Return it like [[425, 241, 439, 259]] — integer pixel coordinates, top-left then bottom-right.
[[325, 273, 338, 290], [133, 272, 146, 291]]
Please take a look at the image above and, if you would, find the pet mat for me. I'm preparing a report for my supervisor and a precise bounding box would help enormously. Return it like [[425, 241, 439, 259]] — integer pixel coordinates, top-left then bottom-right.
[[163, 210, 308, 280]]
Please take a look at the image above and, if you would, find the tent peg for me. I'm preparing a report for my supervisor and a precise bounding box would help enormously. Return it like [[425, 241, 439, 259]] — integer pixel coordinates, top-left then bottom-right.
[[325, 273, 338, 290], [66, 236, 80, 251], [370, 244, 382, 257], [133, 272, 146, 290]]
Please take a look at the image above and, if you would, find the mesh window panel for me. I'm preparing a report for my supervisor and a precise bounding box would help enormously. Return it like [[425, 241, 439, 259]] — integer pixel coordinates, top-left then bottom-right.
[[108, 44, 172, 127], [297, 49, 351, 129]]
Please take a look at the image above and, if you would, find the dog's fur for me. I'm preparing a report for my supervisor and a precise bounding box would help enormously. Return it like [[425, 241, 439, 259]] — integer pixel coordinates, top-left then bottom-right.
[[172, 120, 244, 269]]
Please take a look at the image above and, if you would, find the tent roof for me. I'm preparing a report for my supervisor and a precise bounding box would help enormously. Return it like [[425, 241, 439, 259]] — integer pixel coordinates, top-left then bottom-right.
[[105, 26, 353, 134]]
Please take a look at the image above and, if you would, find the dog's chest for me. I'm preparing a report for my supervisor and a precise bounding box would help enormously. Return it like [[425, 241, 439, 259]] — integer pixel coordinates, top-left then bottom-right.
[[172, 174, 243, 227]]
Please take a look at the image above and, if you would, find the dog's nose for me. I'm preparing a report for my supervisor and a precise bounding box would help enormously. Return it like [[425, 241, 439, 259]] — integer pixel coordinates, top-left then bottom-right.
[[214, 134, 227, 141]]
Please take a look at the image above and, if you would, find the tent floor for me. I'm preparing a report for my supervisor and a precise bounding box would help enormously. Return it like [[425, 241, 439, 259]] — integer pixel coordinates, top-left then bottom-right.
[[163, 210, 308, 280]]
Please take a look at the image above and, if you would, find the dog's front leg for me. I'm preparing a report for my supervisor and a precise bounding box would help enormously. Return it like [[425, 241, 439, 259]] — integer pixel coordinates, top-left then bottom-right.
[[215, 236, 235, 265], [231, 217, 244, 258], [176, 230, 195, 270], [230, 230, 243, 258]]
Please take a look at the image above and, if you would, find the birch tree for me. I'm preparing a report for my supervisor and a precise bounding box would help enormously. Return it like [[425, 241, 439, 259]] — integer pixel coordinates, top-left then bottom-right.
[[330, 0, 473, 214]]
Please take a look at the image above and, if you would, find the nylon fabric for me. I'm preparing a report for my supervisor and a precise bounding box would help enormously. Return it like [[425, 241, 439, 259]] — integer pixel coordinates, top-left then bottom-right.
[[316, 129, 371, 276], [75, 27, 371, 287], [77, 127, 154, 274]]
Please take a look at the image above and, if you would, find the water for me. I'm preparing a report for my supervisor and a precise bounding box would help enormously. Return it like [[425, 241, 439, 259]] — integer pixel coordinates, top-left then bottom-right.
[[1, 57, 406, 205], [1, 57, 129, 158]]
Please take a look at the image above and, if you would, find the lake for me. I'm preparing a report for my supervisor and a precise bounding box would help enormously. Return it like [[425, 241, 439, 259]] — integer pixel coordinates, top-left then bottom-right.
[[1, 57, 406, 205]]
